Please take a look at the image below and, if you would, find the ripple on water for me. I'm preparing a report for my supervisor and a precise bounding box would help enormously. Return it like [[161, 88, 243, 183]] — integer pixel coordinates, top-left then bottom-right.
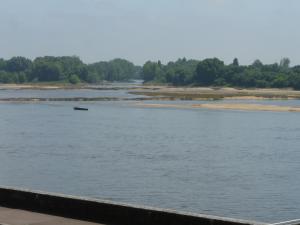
[[1, 100, 300, 222]]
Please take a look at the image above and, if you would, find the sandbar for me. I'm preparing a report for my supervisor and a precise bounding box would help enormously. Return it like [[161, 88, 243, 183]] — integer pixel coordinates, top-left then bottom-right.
[[135, 103, 300, 112]]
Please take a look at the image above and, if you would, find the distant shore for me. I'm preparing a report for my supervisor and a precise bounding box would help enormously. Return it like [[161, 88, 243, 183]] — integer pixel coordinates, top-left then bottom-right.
[[2, 84, 300, 102]]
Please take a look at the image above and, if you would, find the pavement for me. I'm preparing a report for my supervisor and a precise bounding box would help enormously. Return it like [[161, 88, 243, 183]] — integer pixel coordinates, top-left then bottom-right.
[[0, 206, 104, 225]]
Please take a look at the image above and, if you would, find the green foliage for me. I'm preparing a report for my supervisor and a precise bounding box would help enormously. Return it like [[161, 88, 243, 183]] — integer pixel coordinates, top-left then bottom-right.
[[69, 74, 80, 84], [142, 61, 159, 82], [289, 72, 300, 90], [32, 56, 86, 82], [140, 57, 300, 90], [0, 71, 13, 83], [0, 59, 6, 70], [17, 72, 27, 83], [232, 58, 239, 66], [280, 57, 290, 68], [194, 58, 224, 85], [0, 56, 139, 84], [252, 59, 263, 68], [6, 56, 32, 72], [271, 74, 289, 88], [142, 58, 199, 85], [87, 58, 138, 82], [1, 55, 300, 90], [32, 61, 62, 81], [86, 72, 101, 83]]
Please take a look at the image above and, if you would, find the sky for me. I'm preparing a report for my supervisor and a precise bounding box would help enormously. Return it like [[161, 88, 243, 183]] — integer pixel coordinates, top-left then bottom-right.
[[0, 0, 300, 65]]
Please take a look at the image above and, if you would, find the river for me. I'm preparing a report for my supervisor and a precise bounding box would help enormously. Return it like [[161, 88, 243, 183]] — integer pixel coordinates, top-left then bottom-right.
[[0, 87, 300, 223]]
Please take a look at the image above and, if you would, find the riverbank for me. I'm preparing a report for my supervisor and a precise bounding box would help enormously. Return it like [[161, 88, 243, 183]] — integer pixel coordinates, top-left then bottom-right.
[[0, 83, 143, 91], [2, 84, 300, 102], [0, 83, 85, 90], [135, 102, 300, 112], [130, 86, 300, 100]]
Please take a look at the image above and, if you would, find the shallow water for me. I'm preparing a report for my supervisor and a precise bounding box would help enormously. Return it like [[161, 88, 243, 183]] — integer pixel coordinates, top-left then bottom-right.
[[0, 91, 300, 223], [0, 88, 140, 99]]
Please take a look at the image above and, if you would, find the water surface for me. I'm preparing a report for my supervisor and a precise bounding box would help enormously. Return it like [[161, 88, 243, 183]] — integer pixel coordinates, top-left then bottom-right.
[[0, 92, 300, 223]]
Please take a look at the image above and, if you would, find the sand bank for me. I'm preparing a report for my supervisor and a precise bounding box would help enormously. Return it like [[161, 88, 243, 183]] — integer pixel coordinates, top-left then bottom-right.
[[0, 84, 62, 89], [130, 87, 300, 100], [2, 84, 300, 100], [135, 103, 300, 112]]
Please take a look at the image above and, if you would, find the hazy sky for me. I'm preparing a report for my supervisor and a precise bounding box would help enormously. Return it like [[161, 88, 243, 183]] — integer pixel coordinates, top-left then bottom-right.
[[0, 0, 299, 65]]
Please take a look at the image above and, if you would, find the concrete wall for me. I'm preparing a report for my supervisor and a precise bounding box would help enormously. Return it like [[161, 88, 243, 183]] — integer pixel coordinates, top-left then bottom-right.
[[0, 186, 264, 225]]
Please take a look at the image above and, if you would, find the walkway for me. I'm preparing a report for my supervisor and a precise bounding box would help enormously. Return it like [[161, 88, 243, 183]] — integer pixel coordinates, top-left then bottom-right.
[[0, 206, 104, 225]]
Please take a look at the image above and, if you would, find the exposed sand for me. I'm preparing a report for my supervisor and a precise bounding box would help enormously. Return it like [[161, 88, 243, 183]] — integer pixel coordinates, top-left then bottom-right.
[[194, 103, 300, 112], [0, 84, 61, 89], [223, 96, 295, 100], [135, 103, 300, 112], [130, 87, 300, 100], [2, 84, 300, 100]]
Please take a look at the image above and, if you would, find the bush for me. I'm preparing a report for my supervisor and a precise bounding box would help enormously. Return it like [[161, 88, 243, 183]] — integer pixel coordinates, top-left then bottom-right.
[[69, 74, 81, 84]]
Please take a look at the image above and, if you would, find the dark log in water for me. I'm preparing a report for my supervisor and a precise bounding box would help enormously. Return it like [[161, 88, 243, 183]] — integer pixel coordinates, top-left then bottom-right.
[[74, 107, 88, 111]]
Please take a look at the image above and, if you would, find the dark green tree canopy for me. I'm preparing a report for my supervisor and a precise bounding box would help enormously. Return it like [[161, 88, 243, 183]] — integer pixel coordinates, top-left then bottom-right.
[[0, 56, 141, 84], [140, 57, 300, 90], [87, 58, 139, 82], [0, 59, 6, 70], [232, 58, 239, 66], [1, 55, 300, 90], [32, 62, 61, 81], [252, 59, 263, 68], [194, 58, 225, 85], [6, 56, 32, 72], [280, 57, 290, 68]]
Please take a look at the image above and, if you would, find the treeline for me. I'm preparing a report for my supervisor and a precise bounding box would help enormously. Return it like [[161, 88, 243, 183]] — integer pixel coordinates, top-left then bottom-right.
[[142, 57, 300, 89], [2, 56, 300, 90], [0, 56, 141, 84]]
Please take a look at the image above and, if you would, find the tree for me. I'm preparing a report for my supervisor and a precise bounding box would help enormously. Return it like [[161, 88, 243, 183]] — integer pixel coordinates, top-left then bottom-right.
[[17, 72, 27, 83], [0, 58, 6, 70], [271, 74, 289, 88], [87, 58, 137, 82], [86, 72, 101, 83], [69, 74, 81, 84], [77, 66, 88, 81], [6, 57, 32, 72], [194, 58, 224, 85], [170, 69, 185, 86], [1, 55, 300, 89], [32, 62, 62, 81], [0, 71, 17, 83], [252, 59, 263, 68], [142, 61, 158, 82], [232, 58, 239, 66], [290, 73, 300, 90], [0, 71, 9, 83], [280, 57, 290, 68]]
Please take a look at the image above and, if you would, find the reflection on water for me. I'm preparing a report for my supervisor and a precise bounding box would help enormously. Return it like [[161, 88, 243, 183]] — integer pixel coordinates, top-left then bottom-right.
[[0, 94, 300, 223]]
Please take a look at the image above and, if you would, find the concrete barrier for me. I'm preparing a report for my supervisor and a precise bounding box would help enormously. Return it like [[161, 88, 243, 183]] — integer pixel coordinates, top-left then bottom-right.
[[0, 186, 264, 225]]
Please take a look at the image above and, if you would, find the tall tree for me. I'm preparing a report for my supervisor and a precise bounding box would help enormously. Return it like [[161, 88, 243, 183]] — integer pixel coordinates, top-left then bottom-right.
[[32, 62, 62, 81], [232, 58, 239, 66], [6, 57, 32, 72], [194, 58, 224, 85], [280, 57, 290, 68]]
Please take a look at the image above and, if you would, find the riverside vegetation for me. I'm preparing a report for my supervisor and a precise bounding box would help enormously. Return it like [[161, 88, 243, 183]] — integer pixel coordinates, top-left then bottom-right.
[[1, 56, 300, 90], [0, 56, 141, 84], [142, 57, 300, 89]]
